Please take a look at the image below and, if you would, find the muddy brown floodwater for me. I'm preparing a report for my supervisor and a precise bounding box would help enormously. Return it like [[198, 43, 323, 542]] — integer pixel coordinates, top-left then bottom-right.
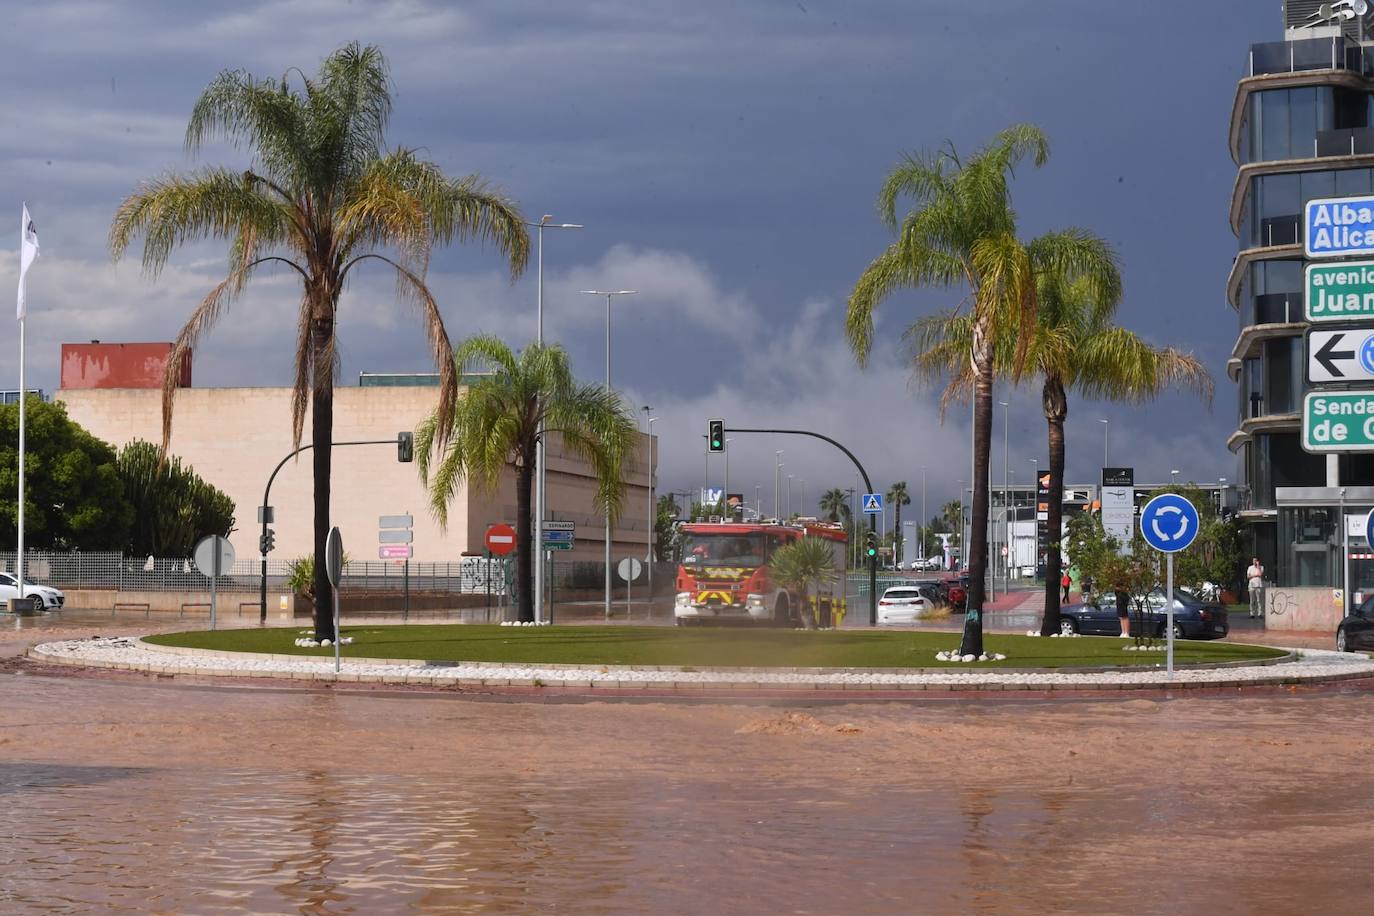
[[1, 622, 1372, 913]]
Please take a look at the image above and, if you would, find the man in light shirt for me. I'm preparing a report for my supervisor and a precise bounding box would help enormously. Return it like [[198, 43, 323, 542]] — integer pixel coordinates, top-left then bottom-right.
[[1246, 558, 1264, 619]]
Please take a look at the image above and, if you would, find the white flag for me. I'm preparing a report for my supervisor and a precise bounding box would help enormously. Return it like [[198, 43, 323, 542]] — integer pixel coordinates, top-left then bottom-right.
[[17, 204, 39, 320]]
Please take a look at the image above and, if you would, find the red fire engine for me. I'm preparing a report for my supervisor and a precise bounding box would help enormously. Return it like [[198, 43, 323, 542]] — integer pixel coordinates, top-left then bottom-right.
[[673, 521, 848, 626]]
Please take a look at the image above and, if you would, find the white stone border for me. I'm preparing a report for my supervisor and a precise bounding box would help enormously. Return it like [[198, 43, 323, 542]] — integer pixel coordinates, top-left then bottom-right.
[[24, 636, 1374, 693]]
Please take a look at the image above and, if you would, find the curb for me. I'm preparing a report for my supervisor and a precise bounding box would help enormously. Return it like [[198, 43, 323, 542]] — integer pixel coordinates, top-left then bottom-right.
[[23, 637, 1374, 696]]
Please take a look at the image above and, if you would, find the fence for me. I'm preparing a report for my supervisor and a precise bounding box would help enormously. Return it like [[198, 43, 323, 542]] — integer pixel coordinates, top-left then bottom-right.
[[0, 550, 510, 596]]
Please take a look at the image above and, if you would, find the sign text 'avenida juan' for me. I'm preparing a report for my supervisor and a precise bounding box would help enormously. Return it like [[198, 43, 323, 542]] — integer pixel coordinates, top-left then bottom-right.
[[1306, 196, 1374, 259], [1306, 260, 1374, 322]]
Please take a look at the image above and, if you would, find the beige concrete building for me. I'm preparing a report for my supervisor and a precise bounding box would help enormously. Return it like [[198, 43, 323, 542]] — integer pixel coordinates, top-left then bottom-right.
[[58, 383, 656, 566]]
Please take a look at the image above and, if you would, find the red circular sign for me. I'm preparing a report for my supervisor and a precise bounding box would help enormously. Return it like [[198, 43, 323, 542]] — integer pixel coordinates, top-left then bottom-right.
[[485, 523, 517, 556]]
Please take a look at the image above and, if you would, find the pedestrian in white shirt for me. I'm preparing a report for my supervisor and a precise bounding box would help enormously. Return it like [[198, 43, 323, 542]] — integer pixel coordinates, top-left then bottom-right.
[[1246, 558, 1264, 619]]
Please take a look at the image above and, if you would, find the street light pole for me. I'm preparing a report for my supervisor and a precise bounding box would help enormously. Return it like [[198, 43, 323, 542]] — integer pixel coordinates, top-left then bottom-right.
[[921, 466, 927, 568], [774, 451, 783, 520], [1171, 469, 1180, 486], [999, 400, 1009, 594], [582, 289, 637, 621], [1029, 457, 1039, 577], [1099, 418, 1109, 468], [787, 474, 793, 519], [644, 408, 656, 606], [528, 216, 581, 625], [724, 438, 734, 511]]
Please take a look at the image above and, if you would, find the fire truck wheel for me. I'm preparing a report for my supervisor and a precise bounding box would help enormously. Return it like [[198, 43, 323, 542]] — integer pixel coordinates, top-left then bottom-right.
[[773, 595, 792, 628]]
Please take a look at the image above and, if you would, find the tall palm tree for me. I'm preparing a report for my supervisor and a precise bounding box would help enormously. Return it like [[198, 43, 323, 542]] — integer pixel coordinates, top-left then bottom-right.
[[110, 43, 528, 640], [416, 336, 636, 622], [912, 270, 1213, 636], [818, 487, 851, 524], [886, 481, 911, 567], [848, 124, 1063, 657]]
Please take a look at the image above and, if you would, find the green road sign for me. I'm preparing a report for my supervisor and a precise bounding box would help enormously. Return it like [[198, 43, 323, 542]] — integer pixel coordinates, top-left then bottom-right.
[[543, 541, 574, 551], [1302, 390, 1374, 452], [1306, 260, 1374, 323]]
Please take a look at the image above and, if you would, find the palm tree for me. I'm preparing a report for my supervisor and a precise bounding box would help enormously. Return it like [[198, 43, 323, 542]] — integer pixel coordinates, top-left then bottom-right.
[[416, 336, 636, 622], [886, 481, 911, 567], [109, 44, 528, 640], [912, 270, 1213, 637], [848, 124, 1065, 657], [819, 488, 851, 524], [770, 536, 839, 630]]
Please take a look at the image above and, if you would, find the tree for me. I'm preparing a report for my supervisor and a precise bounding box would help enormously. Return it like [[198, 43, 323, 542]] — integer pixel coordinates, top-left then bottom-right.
[[886, 481, 911, 563], [654, 493, 682, 562], [116, 440, 236, 556], [110, 43, 528, 641], [769, 536, 838, 630], [416, 336, 635, 622], [0, 399, 133, 550], [819, 487, 851, 524], [848, 124, 1055, 657], [909, 245, 1211, 637]]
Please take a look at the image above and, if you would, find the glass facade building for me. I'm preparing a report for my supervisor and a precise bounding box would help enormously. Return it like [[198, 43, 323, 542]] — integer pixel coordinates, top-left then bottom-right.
[[1231, 22, 1374, 601]]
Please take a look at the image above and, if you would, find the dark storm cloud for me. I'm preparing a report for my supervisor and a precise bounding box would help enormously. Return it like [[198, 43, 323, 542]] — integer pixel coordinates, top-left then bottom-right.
[[0, 0, 1269, 505]]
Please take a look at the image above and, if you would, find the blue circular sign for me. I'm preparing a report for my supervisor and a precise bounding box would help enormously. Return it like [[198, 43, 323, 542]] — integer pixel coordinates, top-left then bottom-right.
[[1140, 494, 1200, 554], [1366, 507, 1374, 551], [1361, 334, 1374, 375]]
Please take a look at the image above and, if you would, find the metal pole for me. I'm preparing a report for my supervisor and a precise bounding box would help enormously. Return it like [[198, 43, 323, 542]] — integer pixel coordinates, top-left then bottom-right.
[[535, 222, 545, 626], [16, 315, 25, 607], [787, 474, 792, 519], [724, 439, 731, 509], [645, 412, 656, 606], [1002, 401, 1009, 594], [404, 558, 410, 622], [921, 466, 927, 567], [774, 451, 782, 520], [605, 293, 612, 620], [1341, 487, 1349, 617], [1166, 552, 1175, 678], [332, 585, 341, 673], [210, 543, 218, 631]]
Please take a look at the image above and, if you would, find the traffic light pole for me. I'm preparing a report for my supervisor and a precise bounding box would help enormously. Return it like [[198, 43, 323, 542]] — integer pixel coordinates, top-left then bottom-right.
[[722, 426, 879, 626], [258, 436, 407, 625]]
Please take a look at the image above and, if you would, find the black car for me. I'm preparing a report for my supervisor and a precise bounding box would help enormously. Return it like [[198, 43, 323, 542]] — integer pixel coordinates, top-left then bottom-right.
[[1336, 595, 1374, 652], [908, 577, 950, 606], [1057, 589, 1229, 640]]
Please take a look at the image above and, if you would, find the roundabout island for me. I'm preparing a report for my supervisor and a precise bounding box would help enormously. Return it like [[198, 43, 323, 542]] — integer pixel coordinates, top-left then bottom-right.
[[26, 625, 1374, 696]]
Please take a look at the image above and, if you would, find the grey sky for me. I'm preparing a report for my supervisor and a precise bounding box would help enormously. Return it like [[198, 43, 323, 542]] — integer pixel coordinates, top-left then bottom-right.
[[0, 1, 1268, 519]]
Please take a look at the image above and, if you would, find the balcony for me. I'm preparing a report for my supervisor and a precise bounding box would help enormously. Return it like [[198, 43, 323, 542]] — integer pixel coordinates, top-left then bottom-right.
[[1248, 37, 1374, 77], [1315, 127, 1374, 157]]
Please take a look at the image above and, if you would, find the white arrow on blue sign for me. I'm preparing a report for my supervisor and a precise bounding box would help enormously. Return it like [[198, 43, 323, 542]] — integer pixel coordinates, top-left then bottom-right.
[[1139, 494, 1200, 554], [862, 493, 884, 514], [1365, 507, 1374, 551]]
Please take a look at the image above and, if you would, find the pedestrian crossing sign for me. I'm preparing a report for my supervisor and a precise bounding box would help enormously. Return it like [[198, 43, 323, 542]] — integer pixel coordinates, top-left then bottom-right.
[[862, 493, 883, 514]]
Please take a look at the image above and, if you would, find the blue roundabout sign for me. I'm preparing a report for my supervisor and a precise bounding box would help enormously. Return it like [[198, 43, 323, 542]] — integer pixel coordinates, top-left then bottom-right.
[[1139, 494, 1200, 554]]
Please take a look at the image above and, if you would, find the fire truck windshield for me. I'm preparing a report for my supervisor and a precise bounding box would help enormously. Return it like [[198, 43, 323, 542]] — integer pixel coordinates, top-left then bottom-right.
[[681, 533, 770, 567]]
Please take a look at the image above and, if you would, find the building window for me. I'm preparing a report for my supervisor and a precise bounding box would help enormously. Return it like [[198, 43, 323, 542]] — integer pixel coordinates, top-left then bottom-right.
[[1277, 507, 1342, 587], [1243, 168, 1374, 249]]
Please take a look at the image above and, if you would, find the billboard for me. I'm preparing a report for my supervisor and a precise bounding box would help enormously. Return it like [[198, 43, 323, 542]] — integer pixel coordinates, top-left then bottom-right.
[[1100, 467, 1135, 546]]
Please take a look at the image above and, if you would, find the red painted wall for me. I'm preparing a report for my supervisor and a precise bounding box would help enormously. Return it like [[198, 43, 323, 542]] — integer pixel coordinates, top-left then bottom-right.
[[59, 343, 192, 390]]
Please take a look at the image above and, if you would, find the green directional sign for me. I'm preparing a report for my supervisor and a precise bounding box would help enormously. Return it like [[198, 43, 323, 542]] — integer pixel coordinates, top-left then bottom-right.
[[1302, 390, 1374, 452], [1306, 260, 1374, 323]]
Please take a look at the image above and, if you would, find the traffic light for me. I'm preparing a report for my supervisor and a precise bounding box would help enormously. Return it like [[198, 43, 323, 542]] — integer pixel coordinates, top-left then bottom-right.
[[397, 431, 414, 463], [260, 528, 276, 554], [865, 531, 877, 560], [708, 419, 724, 452]]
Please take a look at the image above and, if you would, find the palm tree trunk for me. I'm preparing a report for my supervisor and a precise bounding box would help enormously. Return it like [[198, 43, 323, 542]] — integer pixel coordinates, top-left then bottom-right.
[[1040, 377, 1068, 636], [960, 324, 993, 657], [312, 316, 335, 642], [515, 460, 534, 622]]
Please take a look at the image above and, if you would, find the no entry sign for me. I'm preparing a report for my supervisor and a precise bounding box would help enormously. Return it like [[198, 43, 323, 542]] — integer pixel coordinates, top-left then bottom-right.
[[485, 523, 517, 556]]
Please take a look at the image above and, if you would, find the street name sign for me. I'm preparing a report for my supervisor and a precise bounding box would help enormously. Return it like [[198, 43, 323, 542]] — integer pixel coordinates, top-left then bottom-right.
[[1306, 327, 1374, 384], [542, 519, 574, 550], [1302, 390, 1374, 452], [1306, 195, 1374, 259], [378, 514, 413, 529], [379, 544, 413, 559], [862, 493, 884, 514], [1306, 261, 1374, 322]]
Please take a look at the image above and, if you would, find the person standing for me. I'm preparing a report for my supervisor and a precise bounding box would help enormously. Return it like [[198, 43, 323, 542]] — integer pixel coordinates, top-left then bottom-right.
[[1061, 569, 1072, 605], [1247, 558, 1265, 619]]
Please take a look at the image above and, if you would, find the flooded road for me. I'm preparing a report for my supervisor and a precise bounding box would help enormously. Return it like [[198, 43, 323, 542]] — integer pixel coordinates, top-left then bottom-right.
[[0, 621, 1372, 912]]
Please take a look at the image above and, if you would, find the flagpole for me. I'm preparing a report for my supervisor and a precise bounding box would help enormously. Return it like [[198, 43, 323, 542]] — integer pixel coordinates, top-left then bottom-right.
[[16, 311, 24, 606]]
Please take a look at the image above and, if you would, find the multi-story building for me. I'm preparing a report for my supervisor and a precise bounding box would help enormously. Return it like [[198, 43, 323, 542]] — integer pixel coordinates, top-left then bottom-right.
[[1229, 4, 1374, 626]]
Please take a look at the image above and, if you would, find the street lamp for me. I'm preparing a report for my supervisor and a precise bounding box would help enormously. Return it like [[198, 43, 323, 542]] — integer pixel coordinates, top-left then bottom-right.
[[528, 215, 582, 625], [920, 465, 927, 566], [999, 400, 1009, 589], [787, 474, 794, 519], [582, 289, 638, 621], [724, 438, 735, 510], [1171, 468, 1180, 486], [1098, 418, 1109, 468], [774, 450, 783, 521], [644, 407, 657, 604]]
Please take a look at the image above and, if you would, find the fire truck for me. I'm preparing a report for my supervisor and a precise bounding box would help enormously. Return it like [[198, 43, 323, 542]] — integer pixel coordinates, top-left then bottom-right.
[[673, 521, 848, 626]]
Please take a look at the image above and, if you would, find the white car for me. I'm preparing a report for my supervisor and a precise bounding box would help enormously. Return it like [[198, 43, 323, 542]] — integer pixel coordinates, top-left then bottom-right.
[[0, 572, 64, 612], [877, 586, 939, 625], [908, 557, 943, 571]]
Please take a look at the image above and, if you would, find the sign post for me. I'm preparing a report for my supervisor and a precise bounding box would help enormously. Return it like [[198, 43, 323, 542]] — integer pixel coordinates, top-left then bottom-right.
[[617, 557, 642, 619], [378, 514, 413, 621], [193, 535, 235, 632], [1139, 494, 1200, 678], [326, 526, 343, 673]]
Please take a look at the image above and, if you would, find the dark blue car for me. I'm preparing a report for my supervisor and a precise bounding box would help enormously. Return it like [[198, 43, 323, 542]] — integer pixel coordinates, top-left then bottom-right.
[[1057, 589, 1229, 640]]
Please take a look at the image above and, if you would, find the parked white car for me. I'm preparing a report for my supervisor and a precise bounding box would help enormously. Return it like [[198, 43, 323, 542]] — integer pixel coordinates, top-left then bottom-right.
[[877, 586, 939, 625], [0, 573, 64, 612]]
